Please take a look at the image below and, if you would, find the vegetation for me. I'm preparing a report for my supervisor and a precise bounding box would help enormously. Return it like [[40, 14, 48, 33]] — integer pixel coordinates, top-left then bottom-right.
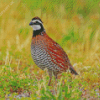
[[0, 0, 100, 99]]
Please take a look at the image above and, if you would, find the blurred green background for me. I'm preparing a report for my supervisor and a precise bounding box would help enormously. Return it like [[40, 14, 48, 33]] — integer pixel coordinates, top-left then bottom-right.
[[0, 0, 100, 99]]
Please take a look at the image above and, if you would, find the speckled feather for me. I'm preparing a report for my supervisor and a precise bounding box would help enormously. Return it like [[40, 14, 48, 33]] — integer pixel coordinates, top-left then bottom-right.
[[31, 32, 77, 74], [30, 17, 78, 86]]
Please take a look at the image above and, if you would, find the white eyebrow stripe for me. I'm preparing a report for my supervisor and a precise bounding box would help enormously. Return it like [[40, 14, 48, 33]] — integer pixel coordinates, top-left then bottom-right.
[[32, 19, 42, 24]]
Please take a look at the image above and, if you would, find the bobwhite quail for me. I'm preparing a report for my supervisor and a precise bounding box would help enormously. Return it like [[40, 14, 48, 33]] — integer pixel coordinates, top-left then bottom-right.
[[29, 17, 78, 86]]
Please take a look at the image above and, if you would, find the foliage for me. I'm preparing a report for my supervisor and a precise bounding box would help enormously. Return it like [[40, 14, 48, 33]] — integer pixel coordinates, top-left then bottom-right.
[[0, 0, 100, 99]]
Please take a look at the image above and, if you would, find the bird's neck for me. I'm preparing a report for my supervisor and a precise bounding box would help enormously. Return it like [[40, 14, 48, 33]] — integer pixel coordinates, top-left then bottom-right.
[[33, 26, 45, 37]]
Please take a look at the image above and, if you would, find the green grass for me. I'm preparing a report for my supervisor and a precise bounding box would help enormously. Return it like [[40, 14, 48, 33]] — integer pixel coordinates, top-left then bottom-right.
[[0, 0, 100, 99]]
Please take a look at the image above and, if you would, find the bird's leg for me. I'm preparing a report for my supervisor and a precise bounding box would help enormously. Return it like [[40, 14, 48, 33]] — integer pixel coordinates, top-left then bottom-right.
[[48, 77, 52, 86], [53, 72, 58, 85], [48, 70, 52, 86], [53, 71, 58, 94]]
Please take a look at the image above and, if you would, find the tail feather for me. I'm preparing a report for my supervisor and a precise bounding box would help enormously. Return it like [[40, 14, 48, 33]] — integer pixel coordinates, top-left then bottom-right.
[[69, 65, 78, 75]]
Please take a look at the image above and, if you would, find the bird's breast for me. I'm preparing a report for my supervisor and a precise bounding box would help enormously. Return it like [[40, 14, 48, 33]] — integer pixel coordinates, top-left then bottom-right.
[[31, 36, 54, 70], [31, 35, 64, 72]]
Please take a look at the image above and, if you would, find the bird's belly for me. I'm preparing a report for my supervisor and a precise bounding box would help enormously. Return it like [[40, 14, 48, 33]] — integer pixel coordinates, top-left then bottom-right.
[[31, 44, 53, 70]]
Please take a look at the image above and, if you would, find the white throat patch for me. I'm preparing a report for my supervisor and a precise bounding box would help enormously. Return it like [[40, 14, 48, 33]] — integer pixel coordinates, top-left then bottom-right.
[[31, 19, 43, 30], [31, 25, 41, 30]]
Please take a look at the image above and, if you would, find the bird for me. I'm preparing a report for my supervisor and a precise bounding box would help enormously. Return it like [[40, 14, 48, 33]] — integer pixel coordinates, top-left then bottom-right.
[[29, 17, 78, 86]]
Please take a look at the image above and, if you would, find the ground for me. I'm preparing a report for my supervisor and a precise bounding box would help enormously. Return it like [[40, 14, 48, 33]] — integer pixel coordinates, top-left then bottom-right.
[[0, 0, 100, 99]]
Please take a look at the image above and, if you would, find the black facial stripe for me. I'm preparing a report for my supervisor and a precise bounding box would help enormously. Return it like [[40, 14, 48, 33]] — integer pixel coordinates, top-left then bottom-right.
[[32, 20, 41, 24], [32, 17, 43, 23], [32, 21, 42, 25]]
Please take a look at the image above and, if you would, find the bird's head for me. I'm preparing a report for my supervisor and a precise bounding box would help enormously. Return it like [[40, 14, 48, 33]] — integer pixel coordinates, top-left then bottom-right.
[[29, 17, 44, 31]]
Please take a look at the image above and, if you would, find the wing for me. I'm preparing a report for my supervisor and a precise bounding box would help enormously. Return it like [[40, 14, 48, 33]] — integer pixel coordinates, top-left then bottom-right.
[[44, 35, 70, 71], [39, 33, 78, 74]]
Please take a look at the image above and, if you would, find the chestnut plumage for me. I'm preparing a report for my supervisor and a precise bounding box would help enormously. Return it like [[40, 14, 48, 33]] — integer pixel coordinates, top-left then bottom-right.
[[29, 17, 78, 85]]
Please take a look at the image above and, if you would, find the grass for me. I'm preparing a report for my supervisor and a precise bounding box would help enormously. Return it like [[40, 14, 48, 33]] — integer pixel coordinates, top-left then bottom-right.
[[0, 0, 100, 99]]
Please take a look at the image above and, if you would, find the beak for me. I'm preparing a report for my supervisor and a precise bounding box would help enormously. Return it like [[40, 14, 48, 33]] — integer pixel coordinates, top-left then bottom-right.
[[29, 22, 34, 25]]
